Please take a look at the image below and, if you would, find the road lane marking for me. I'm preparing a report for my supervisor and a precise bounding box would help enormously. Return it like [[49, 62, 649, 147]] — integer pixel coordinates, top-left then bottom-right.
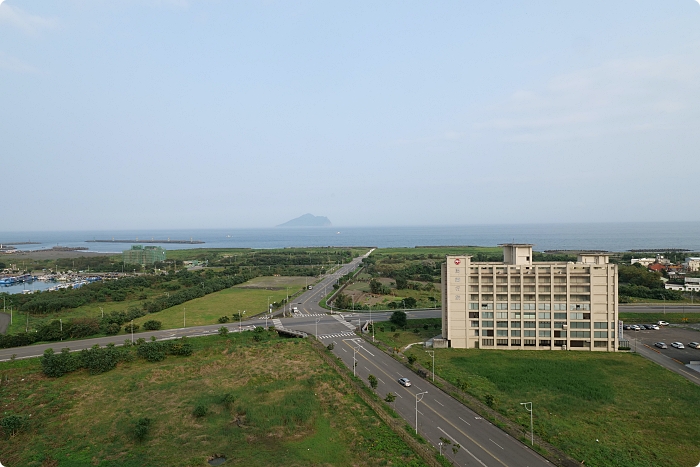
[[458, 416, 471, 426], [435, 399, 444, 407], [489, 439, 504, 450], [438, 426, 487, 467], [340, 340, 514, 467]]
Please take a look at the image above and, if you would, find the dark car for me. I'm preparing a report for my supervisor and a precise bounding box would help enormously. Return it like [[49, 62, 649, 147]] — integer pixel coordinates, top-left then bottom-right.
[[655, 342, 668, 349], [643, 324, 655, 330]]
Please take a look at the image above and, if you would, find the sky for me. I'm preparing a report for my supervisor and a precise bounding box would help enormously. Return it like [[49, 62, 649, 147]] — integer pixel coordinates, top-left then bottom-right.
[[1, 1, 699, 231]]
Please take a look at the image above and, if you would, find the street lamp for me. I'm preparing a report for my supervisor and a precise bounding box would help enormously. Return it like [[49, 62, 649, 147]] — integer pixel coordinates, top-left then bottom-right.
[[239, 310, 246, 332], [438, 442, 443, 456], [60, 319, 62, 341], [415, 391, 428, 434], [316, 318, 321, 338], [183, 307, 186, 328], [353, 346, 359, 377], [426, 350, 435, 382], [520, 402, 533, 445], [99, 306, 103, 319], [131, 319, 134, 344]]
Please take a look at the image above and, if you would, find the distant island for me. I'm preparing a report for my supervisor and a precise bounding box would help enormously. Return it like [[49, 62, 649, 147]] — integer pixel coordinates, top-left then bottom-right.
[[277, 213, 332, 228]]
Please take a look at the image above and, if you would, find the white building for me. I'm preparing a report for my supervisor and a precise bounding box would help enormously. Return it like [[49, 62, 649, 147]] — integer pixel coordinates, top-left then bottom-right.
[[442, 244, 618, 351], [631, 258, 655, 267], [684, 257, 700, 272]]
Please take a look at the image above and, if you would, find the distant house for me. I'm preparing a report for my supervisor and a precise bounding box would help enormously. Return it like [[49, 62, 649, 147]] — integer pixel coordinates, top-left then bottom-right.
[[648, 263, 666, 273], [631, 258, 655, 267], [684, 257, 700, 272]]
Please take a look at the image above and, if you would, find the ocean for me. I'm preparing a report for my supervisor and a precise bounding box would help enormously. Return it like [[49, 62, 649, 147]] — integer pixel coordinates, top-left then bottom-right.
[[1, 222, 700, 253]]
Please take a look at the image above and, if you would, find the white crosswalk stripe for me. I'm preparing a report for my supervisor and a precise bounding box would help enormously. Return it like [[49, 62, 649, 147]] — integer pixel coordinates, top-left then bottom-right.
[[317, 331, 356, 339], [272, 318, 284, 329], [332, 314, 357, 330], [292, 313, 327, 317]]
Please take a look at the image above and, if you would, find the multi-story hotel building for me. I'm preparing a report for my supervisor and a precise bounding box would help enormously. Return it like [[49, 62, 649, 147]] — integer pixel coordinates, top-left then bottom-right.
[[441, 244, 618, 351]]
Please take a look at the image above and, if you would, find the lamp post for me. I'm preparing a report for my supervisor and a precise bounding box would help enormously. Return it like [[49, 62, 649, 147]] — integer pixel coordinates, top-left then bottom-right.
[[183, 307, 186, 328], [663, 295, 666, 316], [316, 318, 320, 339], [520, 402, 533, 445], [426, 350, 435, 381], [131, 319, 134, 344], [438, 442, 443, 456], [60, 319, 62, 341], [370, 304, 374, 342], [99, 306, 103, 319], [239, 310, 246, 332], [353, 346, 359, 376], [415, 391, 427, 434]]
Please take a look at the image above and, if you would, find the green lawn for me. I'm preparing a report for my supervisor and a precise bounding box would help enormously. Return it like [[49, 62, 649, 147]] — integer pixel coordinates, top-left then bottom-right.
[[402, 345, 700, 467], [0, 333, 428, 467], [373, 319, 442, 349], [134, 287, 290, 329]]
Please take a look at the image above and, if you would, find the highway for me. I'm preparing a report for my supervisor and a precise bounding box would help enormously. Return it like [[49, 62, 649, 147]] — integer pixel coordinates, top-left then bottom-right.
[[619, 304, 700, 313]]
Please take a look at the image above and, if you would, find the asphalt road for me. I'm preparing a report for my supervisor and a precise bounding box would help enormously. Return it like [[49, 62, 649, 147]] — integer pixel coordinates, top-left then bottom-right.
[[619, 305, 700, 313], [626, 326, 700, 386]]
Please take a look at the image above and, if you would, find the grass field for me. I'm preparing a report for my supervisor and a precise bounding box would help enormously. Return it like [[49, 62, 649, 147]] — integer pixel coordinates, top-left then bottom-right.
[[133, 287, 291, 329], [398, 343, 700, 467], [233, 275, 310, 289], [373, 319, 442, 349], [0, 333, 428, 467], [620, 312, 700, 324]]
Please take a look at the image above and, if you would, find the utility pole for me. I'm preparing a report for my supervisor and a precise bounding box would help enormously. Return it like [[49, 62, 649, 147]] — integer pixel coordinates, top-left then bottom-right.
[[415, 391, 427, 434], [426, 350, 435, 381], [183, 307, 186, 328], [520, 402, 533, 445]]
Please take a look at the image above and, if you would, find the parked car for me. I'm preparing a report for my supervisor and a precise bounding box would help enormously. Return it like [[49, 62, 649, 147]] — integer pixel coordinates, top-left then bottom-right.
[[398, 377, 411, 387], [655, 342, 668, 349], [671, 342, 685, 349], [688, 342, 700, 349], [649, 325, 660, 330], [658, 321, 669, 326], [623, 325, 631, 330], [631, 325, 641, 331]]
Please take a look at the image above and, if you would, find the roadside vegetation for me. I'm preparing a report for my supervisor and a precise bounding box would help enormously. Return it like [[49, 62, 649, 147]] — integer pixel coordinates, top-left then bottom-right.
[[369, 318, 700, 467], [0, 331, 427, 467]]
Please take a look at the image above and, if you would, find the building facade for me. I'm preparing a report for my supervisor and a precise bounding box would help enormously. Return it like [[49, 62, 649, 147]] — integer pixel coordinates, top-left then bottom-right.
[[441, 244, 618, 351], [122, 245, 167, 266]]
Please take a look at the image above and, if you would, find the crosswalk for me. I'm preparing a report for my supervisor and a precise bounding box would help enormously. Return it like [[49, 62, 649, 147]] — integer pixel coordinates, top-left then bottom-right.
[[292, 313, 326, 317], [333, 314, 357, 331], [272, 318, 284, 329], [317, 331, 356, 340]]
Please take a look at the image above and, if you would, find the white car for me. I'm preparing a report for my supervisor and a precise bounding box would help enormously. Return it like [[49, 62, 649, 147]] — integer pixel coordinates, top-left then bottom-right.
[[688, 342, 700, 349], [657, 321, 669, 326], [398, 378, 412, 387], [650, 325, 660, 330], [671, 342, 685, 349]]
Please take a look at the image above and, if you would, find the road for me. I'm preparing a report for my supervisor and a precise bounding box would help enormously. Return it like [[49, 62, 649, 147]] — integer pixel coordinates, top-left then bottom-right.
[[619, 305, 700, 313], [626, 327, 700, 387]]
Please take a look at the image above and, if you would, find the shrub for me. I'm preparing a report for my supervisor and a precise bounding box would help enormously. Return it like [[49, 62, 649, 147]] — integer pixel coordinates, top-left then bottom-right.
[[484, 394, 495, 408], [0, 414, 26, 437], [134, 417, 152, 441], [193, 404, 207, 418], [104, 323, 121, 335], [143, 320, 162, 331], [390, 311, 407, 327], [368, 374, 378, 389], [385, 393, 396, 404], [137, 341, 167, 362], [68, 318, 100, 338], [327, 343, 335, 351], [218, 316, 230, 323], [41, 348, 80, 377], [407, 355, 417, 365], [169, 337, 193, 356], [221, 393, 235, 409], [124, 323, 140, 333], [218, 326, 229, 336]]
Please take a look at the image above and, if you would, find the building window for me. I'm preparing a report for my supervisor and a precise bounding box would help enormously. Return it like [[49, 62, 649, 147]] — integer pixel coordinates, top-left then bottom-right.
[[594, 322, 607, 329], [469, 312, 479, 318], [481, 303, 493, 309], [482, 339, 494, 346], [497, 339, 509, 346], [554, 321, 566, 329], [538, 312, 551, 319], [496, 312, 508, 318], [570, 331, 590, 338], [539, 330, 551, 337], [554, 340, 566, 346], [570, 312, 584, 320], [496, 321, 508, 328], [470, 294, 480, 301], [594, 331, 608, 338], [497, 330, 508, 337], [523, 303, 536, 310], [524, 339, 536, 346], [470, 321, 479, 327], [474, 330, 479, 336], [539, 340, 551, 346], [554, 312, 567, 319], [511, 330, 521, 337], [482, 321, 494, 328], [570, 304, 591, 311], [510, 304, 521, 310], [538, 304, 551, 310], [570, 340, 585, 347], [483, 329, 494, 336], [554, 330, 567, 338], [524, 321, 536, 328], [569, 322, 590, 329], [481, 312, 493, 318], [553, 304, 566, 311], [469, 304, 479, 310], [511, 312, 521, 319], [539, 321, 551, 328], [510, 321, 521, 328], [524, 330, 536, 337], [511, 339, 521, 346], [594, 341, 608, 348], [496, 303, 508, 310]]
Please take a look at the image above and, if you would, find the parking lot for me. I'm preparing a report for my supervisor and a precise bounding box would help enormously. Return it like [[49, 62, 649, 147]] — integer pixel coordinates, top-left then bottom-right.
[[626, 325, 700, 364]]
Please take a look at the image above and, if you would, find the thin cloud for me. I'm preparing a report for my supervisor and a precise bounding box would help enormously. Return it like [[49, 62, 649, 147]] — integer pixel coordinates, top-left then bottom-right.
[[0, 51, 36, 73], [0, 1, 57, 34]]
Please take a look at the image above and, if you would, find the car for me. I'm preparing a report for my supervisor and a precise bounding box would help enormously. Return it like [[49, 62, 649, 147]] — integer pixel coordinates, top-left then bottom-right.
[[649, 325, 660, 330], [623, 325, 631, 330], [655, 342, 668, 349], [631, 325, 641, 331], [671, 342, 685, 349], [658, 321, 669, 326], [644, 324, 656, 330], [688, 342, 700, 349], [398, 378, 411, 387]]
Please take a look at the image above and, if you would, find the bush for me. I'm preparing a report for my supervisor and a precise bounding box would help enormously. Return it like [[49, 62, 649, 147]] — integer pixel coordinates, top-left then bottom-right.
[[327, 343, 335, 351], [218, 326, 229, 336], [368, 374, 378, 389], [41, 348, 80, 378], [0, 414, 26, 437], [67, 318, 100, 338], [104, 323, 121, 335], [407, 355, 417, 365], [136, 341, 167, 362], [218, 316, 230, 323], [390, 311, 407, 327], [143, 320, 162, 331], [124, 323, 140, 333], [80, 344, 130, 375], [134, 417, 152, 441], [484, 394, 495, 408], [193, 404, 207, 418], [169, 337, 193, 356], [221, 393, 235, 409]]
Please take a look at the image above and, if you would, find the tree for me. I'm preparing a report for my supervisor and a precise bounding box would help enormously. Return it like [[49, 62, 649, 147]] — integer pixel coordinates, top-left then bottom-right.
[[134, 417, 152, 441], [143, 320, 162, 331], [407, 355, 417, 365], [395, 277, 408, 290], [385, 392, 396, 405], [1, 414, 26, 437], [390, 311, 407, 328], [368, 374, 378, 390], [218, 326, 229, 337]]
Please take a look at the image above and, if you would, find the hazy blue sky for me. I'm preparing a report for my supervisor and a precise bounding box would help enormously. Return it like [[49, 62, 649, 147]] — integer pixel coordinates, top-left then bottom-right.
[[1, 1, 699, 231]]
